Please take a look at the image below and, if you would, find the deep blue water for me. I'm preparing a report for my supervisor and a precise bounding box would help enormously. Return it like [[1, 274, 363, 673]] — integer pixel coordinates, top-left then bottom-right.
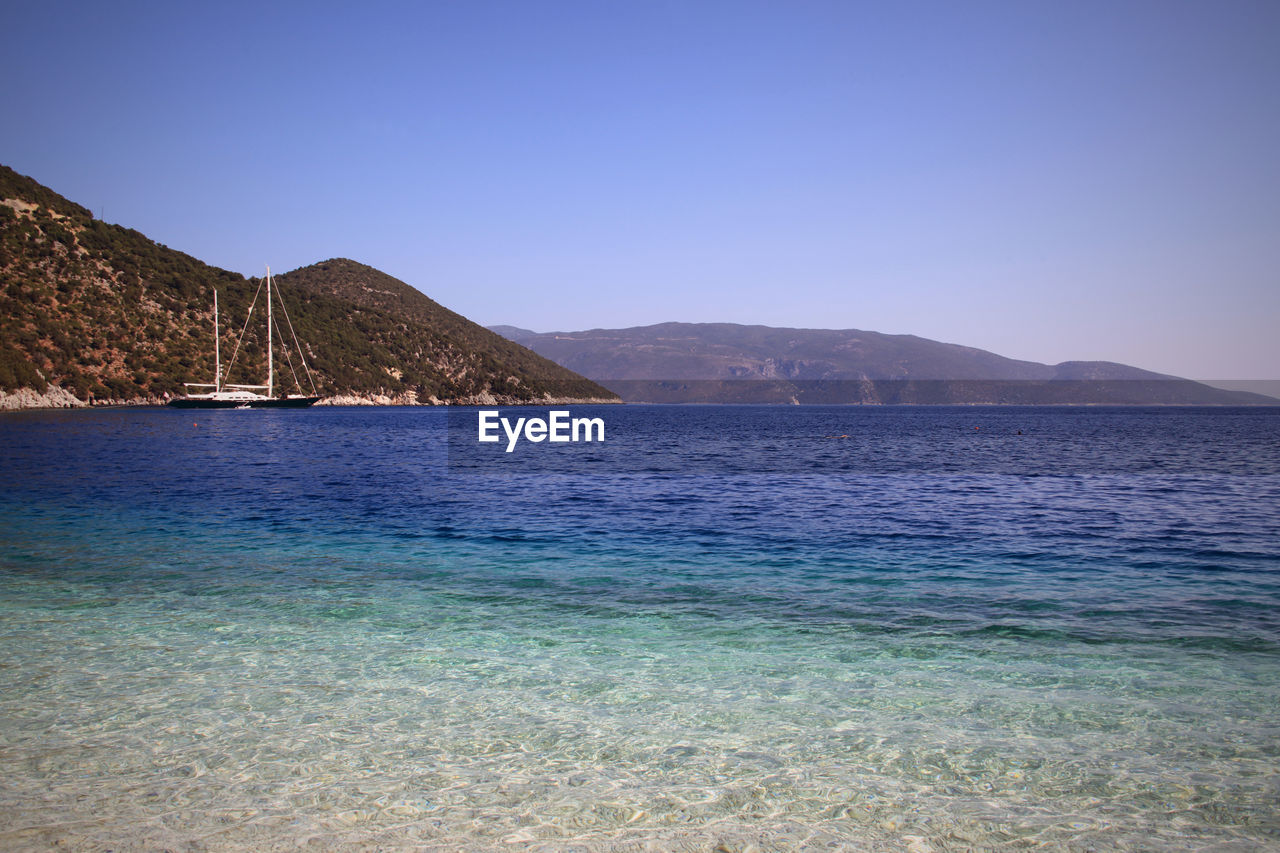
[[1, 405, 1278, 850]]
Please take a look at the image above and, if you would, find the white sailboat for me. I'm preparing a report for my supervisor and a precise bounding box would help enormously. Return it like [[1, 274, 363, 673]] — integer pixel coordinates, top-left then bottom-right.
[[169, 266, 321, 408]]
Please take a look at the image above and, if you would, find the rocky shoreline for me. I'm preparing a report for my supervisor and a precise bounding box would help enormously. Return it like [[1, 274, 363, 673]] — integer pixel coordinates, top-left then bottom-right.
[[0, 386, 621, 411], [0, 385, 85, 410], [317, 393, 621, 406]]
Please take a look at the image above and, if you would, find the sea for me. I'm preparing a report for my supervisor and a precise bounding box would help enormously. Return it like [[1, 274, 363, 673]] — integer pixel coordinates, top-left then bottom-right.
[[0, 405, 1277, 851]]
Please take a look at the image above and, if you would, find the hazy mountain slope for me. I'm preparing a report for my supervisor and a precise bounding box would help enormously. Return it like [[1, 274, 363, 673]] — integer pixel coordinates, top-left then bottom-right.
[[0, 164, 617, 406], [497, 322, 1062, 381], [493, 323, 1275, 404]]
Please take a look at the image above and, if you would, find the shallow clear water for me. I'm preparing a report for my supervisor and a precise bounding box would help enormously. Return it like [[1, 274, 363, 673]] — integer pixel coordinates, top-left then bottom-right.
[[1, 406, 1278, 850]]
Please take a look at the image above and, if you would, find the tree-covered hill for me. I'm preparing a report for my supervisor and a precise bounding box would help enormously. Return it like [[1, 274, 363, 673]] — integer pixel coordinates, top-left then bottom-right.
[[274, 259, 613, 403], [0, 165, 617, 406]]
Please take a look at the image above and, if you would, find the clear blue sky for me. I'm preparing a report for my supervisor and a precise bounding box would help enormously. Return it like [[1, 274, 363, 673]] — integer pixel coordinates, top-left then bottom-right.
[[3, 0, 1277, 378]]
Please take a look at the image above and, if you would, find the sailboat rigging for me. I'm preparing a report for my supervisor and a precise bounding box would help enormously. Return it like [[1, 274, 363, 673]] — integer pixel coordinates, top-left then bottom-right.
[[168, 266, 321, 408]]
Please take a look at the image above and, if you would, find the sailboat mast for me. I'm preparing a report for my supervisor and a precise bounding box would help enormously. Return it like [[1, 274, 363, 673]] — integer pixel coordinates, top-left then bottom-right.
[[214, 290, 221, 392], [266, 265, 274, 397]]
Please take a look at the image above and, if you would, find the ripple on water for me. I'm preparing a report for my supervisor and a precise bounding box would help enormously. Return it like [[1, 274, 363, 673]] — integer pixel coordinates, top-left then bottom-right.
[[1, 407, 1278, 849]]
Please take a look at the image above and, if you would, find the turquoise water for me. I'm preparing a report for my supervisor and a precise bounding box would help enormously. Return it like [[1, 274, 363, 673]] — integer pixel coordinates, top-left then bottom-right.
[[1, 406, 1278, 850]]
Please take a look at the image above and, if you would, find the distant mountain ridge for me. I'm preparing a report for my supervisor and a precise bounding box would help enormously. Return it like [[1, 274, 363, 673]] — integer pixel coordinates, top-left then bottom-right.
[[491, 323, 1276, 405], [0, 164, 617, 407]]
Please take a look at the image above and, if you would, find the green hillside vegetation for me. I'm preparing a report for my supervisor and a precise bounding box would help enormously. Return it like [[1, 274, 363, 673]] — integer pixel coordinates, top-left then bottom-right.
[[275, 259, 612, 402], [0, 165, 616, 404]]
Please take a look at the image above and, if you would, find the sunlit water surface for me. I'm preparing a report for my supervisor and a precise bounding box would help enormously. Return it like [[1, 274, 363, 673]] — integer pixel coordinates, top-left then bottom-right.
[[1, 406, 1278, 851]]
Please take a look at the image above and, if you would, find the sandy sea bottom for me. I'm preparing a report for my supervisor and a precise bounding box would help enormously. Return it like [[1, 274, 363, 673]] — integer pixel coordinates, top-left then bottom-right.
[[0, 524, 1276, 851]]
